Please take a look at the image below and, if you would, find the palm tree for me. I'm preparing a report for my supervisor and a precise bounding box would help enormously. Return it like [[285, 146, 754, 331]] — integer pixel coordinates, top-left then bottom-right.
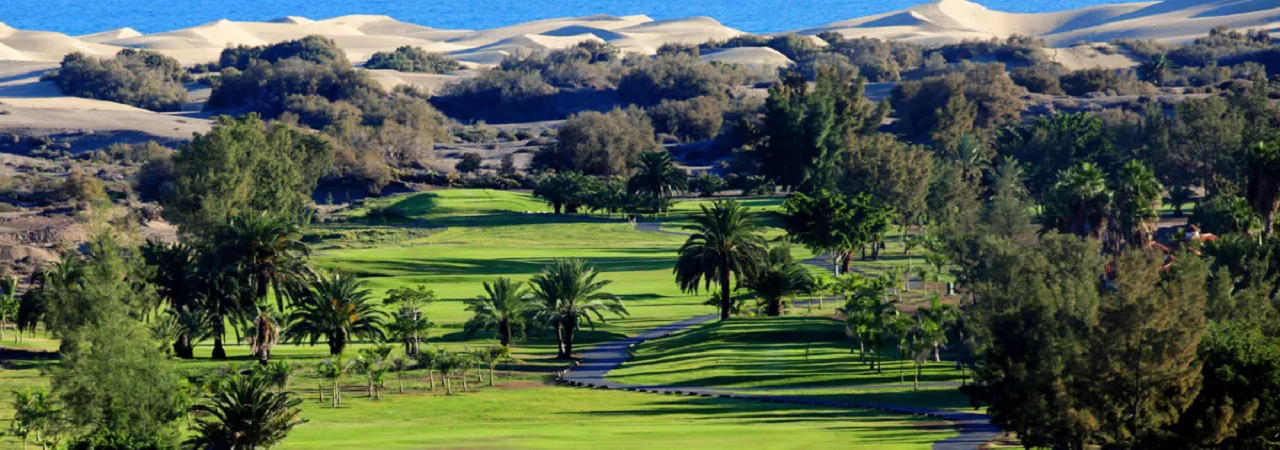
[[1044, 162, 1112, 239], [674, 200, 767, 320], [1248, 140, 1280, 237], [188, 371, 306, 448], [1112, 161, 1163, 247], [257, 361, 295, 392], [475, 346, 511, 387], [533, 171, 589, 214], [142, 241, 201, 356], [529, 259, 629, 359], [247, 310, 281, 365], [285, 273, 388, 356], [1138, 53, 1171, 86], [464, 278, 533, 346], [628, 150, 687, 211], [741, 242, 817, 316], [162, 307, 213, 359], [199, 267, 256, 360], [952, 134, 990, 184], [213, 212, 311, 311]]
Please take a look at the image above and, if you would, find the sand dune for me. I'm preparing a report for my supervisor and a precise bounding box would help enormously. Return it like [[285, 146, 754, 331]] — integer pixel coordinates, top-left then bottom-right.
[[701, 47, 794, 69], [800, 0, 1280, 47], [0, 0, 1275, 119], [0, 1, 1273, 68], [78, 28, 142, 44]]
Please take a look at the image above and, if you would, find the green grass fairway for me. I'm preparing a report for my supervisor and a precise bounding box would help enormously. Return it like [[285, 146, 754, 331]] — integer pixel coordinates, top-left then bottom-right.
[[0, 189, 974, 448], [284, 386, 956, 449], [607, 316, 968, 397]]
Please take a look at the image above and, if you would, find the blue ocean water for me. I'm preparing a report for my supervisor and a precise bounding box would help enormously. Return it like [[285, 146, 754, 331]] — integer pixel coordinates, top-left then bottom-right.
[[3, 0, 1139, 36]]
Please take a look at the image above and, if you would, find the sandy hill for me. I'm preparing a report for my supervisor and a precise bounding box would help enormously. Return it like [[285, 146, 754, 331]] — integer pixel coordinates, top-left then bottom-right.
[[77, 28, 142, 44], [799, 0, 1280, 46]]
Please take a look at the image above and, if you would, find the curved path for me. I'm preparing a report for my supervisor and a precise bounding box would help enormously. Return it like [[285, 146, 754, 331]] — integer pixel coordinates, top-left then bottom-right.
[[555, 221, 1002, 449]]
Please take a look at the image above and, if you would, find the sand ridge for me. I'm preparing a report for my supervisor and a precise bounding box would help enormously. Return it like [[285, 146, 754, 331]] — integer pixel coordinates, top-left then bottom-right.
[[0, 1, 1274, 68]]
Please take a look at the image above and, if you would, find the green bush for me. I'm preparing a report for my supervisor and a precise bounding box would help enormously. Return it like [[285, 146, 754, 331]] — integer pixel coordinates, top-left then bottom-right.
[[365, 46, 462, 73], [50, 50, 188, 111], [1060, 68, 1151, 96], [618, 54, 742, 106], [219, 35, 346, 70], [647, 96, 727, 142], [1011, 65, 1065, 95], [533, 107, 658, 176]]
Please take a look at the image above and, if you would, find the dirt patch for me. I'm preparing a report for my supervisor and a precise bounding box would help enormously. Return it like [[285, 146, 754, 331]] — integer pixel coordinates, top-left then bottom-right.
[[488, 380, 552, 390]]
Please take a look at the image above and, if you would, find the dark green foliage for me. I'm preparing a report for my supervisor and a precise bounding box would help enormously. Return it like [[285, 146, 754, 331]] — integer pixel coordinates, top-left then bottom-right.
[[927, 35, 1049, 67], [219, 35, 346, 70], [822, 36, 923, 83], [741, 242, 817, 316], [187, 370, 306, 449], [656, 42, 699, 57], [464, 277, 534, 346], [54, 313, 187, 449], [532, 107, 657, 176], [533, 171, 590, 214], [674, 200, 767, 320], [1042, 162, 1112, 239], [782, 190, 893, 274], [689, 172, 728, 197], [1010, 64, 1065, 95], [750, 68, 889, 190], [627, 150, 687, 206], [456, 153, 484, 174], [965, 236, 1210, 448], [647, 96, 727, 142], [50, 50, 187, 111], [206, 57, 381, 118], [997, 112, 1114, 200], [890, 63, 1023, 141], [285, 273, 388, 355], [365, 46, 462, 73], [1192, 195, 1262, 236], [529, 259, 627, 358], [166, 114, 333, 234], [618, 54, 741, 106], [435, 68, 558, 122], [1167, 321, 1280, 448], [1060, 68, 1151, 96]]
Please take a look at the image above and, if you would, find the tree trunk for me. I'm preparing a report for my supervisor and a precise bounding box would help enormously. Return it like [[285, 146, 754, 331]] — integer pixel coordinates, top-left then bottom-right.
[[489, 367, 496, 387], [461, 374, 468, 391], [934, 344, 941, 362], [318, 382, 324, 403], [553, 202, 563, 214], [445, 378, 452, 395], [428, 370, 435, 390], [719, 263, 732, 321], [842, 250, 853, 275], [329, 332, 346, 356], [766, 297, 782, 317], [368, 382, 374, 398], [554, 322, 566, 358], [332, 382, 340, 408], [562, 317, 577, 358], [499, 322, 511, 347], [212, 335, 227, 360], [914, 364, 920, 390]]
